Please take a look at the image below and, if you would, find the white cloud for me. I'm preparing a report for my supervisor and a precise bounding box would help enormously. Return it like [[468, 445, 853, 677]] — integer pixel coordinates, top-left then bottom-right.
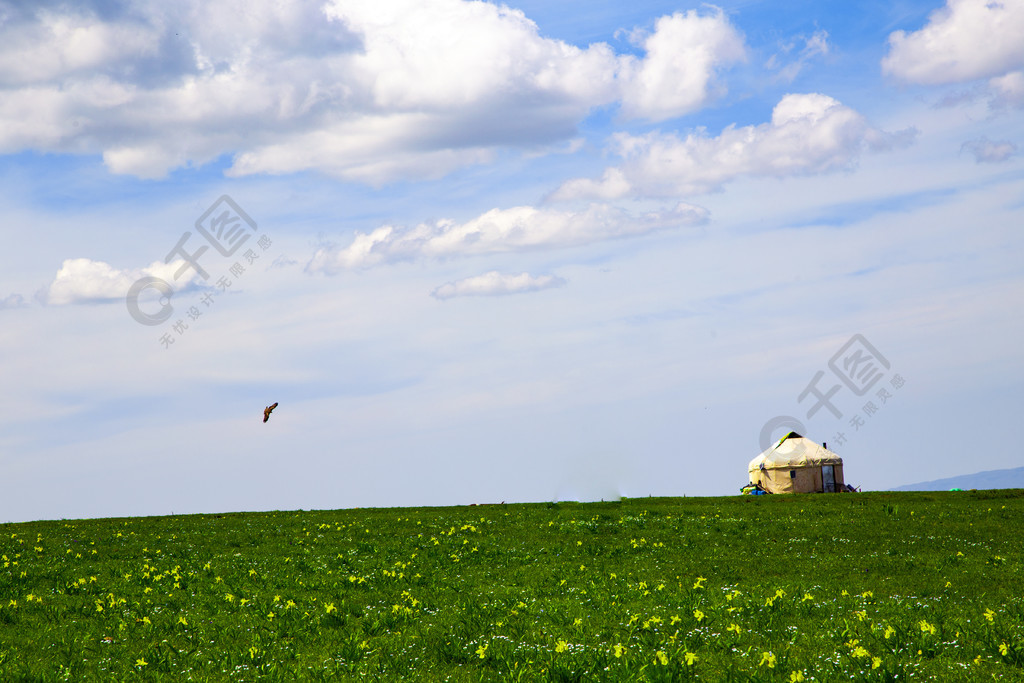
[[990, 71, 1024, 108], [882, 0, 1024, 85], [765, 30, 829, 83], [431, 271, 566, 300], [960, 137, 1018, 163], [42, 258, 201, 305], [551, 93, 913, 200], [618, 9, 746, 121], [0, 1, 747, 181], [306, 202, 708, 273], [0, 293, 26, 310]]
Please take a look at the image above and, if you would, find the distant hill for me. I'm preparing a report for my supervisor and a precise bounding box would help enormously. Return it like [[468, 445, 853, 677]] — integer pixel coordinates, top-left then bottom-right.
[[894, 466, 1024, 491]]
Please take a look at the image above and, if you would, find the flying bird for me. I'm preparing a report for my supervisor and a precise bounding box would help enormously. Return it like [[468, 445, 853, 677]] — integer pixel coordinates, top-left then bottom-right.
[[263, 402, 278, 423]]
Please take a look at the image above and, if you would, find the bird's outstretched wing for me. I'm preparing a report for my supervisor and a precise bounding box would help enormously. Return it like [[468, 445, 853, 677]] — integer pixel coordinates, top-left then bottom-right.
[[263, 402, 279, 423]]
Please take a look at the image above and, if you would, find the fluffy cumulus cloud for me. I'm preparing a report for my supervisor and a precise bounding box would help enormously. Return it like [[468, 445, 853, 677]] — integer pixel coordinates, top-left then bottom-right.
[[618, 9, 746, 121], [0, 0, 746, 182], [551, 94, 912, 200], [306, 202, 707, 273], [960, 137, 1018, 163], [41, 258, 202, 305], [431, 271, 566, 300], [883, 0, 1024, 98]]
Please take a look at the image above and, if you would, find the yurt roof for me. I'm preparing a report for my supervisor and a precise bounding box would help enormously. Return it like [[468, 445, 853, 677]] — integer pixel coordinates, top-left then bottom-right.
[[748, 432, 842, 471]]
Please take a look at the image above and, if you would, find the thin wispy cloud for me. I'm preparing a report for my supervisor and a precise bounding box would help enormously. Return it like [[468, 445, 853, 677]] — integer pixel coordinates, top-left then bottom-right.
[[431, 271, 566, 300], [306, 202, 708, 273], [765, 30, 829, 83], [0, 293, 26, 310], [960, 137, 1018, 163]]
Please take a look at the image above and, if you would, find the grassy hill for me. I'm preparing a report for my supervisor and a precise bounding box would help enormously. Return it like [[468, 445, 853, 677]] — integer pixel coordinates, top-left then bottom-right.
[[2, 491, 1023, 681]]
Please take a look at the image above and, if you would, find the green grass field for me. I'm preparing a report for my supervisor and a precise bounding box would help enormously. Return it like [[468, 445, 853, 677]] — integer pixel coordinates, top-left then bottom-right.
[[2, 491, 1023, 681]]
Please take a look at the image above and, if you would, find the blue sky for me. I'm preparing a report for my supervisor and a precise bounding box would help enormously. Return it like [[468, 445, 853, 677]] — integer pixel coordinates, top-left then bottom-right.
[[1, 0, 1022, 522]]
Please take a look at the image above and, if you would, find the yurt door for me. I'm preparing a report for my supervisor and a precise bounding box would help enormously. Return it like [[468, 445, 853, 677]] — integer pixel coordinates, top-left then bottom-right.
[[822, 465, 836, 492]]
